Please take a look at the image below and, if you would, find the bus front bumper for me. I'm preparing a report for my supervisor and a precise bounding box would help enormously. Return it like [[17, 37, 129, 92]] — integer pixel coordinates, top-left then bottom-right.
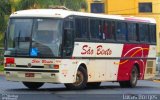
[[4, 67, 61, 83]]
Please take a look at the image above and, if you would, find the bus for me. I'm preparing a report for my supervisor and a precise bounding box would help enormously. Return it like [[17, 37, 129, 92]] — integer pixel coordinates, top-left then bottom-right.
[[4, 9, 156, 90]]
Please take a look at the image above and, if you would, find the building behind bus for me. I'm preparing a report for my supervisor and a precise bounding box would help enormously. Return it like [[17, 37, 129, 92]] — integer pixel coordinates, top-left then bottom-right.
[[87, 0, 160, 55], [8, 0, 160, 54]]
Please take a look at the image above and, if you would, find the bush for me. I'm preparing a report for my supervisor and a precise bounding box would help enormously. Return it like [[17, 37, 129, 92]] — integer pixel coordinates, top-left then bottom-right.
[[0, 48, 4, 65], [0, 65, 4, 71]]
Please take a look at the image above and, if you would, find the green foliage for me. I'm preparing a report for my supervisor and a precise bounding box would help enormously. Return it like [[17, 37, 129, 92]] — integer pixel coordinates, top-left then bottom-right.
[[0, 16, 9, 47], [0, 0, 11, 33], [0, 48, 3, 66], [0, 0, 11, 48], [17, 0, 87, 11], [0, 0, 11, 15], [64, 0, 87, 11], [0, 65, 4, 72], [0, 16, 5, 33]]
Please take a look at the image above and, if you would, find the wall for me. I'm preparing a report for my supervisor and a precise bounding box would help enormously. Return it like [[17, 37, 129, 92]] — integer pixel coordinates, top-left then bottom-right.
[[86, 0, 160, 54]]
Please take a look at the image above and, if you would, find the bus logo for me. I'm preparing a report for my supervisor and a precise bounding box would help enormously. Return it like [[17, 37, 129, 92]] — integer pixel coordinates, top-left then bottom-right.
[[28, 63, 32, 68]]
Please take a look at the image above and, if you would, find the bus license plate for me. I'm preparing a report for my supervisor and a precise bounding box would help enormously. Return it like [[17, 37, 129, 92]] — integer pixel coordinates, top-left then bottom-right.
[[25, 73, 34, 77]]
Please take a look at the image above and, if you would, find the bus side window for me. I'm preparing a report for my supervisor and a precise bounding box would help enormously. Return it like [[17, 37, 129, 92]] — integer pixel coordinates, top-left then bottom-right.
[[127, 23, 137, 42], [75, 17, 89, 39], [138, 24, 149, 42], [149, 24, 156, 43], [103, 20, 115, 40], [98, 20, 103, 39], [103, 20, 108, 39], [90, 19, 102, 39], [116, 21, 127, 41], [90, 19, 96, 39]]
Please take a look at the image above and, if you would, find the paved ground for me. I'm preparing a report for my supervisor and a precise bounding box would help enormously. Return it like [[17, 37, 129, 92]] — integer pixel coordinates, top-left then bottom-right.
[[0, 76, 160, 100]]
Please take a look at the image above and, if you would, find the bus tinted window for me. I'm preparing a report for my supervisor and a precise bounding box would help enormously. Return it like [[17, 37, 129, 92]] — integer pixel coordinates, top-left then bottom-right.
[[128, 23, 137, 41], [149, 24, 156, 43], [90, 19, 102, 39], [103, 20, 115, 40], [116, 22, 127, 41], [138, 24, 149, 42], [75, 18, 88, 38], [64, 21, 73, 29]]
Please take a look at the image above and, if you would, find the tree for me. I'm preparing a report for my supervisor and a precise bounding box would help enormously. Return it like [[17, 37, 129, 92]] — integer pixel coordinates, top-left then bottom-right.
[[62, 0, 87, 11], [0, 0, 11, 33], [0, 0, 11, 47], [17, 0, 87, 11], [0, 0, 11, 42]]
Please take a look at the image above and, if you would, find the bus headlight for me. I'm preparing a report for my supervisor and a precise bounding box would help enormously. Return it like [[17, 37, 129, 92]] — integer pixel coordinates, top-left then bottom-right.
[[53, 65, 59, 69], [5, 63, 16, 67], [5, 57, 16, 67]]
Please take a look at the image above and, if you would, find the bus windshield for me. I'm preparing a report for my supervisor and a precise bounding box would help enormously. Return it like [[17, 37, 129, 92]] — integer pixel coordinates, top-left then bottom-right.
[[5, 18, 62, 57]]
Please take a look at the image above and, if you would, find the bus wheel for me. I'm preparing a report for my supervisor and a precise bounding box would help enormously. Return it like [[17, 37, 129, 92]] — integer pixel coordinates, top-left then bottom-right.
[[87, 82, 101, 89], [119, 66, 138, 88], [64, 67, 88, 90], [23, 82, 44, 89]]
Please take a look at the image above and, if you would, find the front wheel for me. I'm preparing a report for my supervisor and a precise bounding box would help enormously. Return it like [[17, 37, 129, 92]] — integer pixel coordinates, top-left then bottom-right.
[[119, 66, 138, 88], [64, 67, 88, 90], [23, 82, 44, 89]]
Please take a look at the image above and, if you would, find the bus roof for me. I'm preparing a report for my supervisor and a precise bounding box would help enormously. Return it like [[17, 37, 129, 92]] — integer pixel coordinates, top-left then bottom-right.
[[11, 9, 156, 24]]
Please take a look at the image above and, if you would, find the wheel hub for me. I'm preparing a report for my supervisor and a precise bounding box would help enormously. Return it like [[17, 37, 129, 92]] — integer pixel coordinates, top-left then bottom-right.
[[73, 71, 84, 86], [132, 69, 138, 84]]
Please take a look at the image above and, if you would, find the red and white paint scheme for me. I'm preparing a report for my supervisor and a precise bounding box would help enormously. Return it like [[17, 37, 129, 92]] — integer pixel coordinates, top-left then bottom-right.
[[4, 9, 156, 89], [73, 42, 156, 81]]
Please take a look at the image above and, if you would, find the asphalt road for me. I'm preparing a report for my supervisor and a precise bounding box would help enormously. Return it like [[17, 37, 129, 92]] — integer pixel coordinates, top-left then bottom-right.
[[0, 76, 160, 100]]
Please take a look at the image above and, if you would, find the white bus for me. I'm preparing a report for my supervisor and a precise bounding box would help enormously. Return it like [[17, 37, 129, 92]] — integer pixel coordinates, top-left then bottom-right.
[[4, 9, 156, 89]]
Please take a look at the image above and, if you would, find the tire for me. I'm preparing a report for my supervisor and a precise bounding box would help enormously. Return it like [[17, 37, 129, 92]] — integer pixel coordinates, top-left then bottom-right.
[[119, 66, 138, 88], [23, 82, 44, 90], [64, 66, 88, 90], [87, 82, 101, 89]]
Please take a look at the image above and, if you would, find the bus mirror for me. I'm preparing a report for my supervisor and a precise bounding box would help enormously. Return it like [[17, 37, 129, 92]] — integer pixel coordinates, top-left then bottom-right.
[[64, 29, 73, 45], [63, 29, 73, 56]]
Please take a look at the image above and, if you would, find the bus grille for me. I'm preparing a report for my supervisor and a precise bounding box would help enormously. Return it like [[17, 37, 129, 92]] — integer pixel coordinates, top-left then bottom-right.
[[16, 65, 44, 68]]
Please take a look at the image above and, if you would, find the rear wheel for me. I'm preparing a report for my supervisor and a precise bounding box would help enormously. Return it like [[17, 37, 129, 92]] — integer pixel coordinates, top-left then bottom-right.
[[87, 82, 101, 89], [119, 66, 138, 88], [64, 66, 88, 90], [23, 82, 44, 89]]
